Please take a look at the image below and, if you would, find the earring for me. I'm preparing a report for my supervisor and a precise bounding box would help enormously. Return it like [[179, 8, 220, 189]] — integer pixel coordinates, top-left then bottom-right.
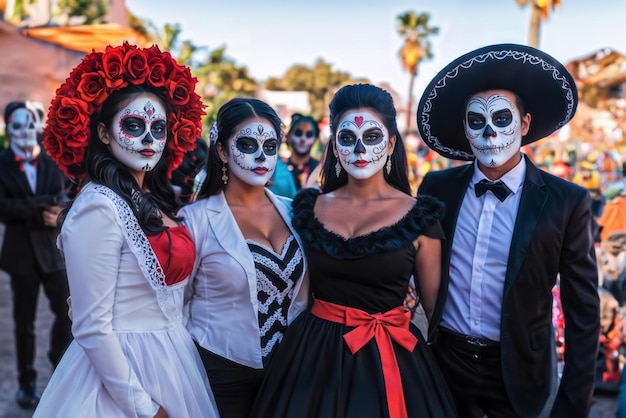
[[385, 156, 392, 175], [335, 161, 342, 178], [221, 162, 228, 185]]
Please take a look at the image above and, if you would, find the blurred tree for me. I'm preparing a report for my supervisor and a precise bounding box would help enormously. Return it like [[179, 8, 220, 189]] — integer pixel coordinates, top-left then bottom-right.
[[128, 12, 152, 39], [56, 0, 107, 25], [397, 10, 438, 132], [194, 46, 258, 125], [516, 0, 562, 47], [145, 21, 257, 128], [266, 58, 367, 120]]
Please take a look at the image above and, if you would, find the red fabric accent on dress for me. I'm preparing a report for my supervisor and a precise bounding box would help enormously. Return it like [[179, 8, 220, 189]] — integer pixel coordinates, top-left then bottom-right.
[[146, 226, 195, 286], [311, 299, 417, 418]]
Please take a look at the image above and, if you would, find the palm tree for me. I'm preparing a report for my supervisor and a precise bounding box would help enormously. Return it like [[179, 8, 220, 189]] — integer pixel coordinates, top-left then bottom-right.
[[516, 0, 562, 47], [397, 11, 438, 132]]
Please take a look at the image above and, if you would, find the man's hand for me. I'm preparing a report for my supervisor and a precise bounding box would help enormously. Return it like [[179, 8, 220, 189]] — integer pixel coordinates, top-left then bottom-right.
[[42, 205, 62, 227]]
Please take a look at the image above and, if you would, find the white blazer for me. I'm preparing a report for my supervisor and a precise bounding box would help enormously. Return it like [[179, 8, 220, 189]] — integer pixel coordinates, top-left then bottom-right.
[[180, 189, 309, 369]]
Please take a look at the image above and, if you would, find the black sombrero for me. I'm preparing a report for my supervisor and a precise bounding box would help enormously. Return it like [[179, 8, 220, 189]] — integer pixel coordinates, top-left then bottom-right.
[[417, 43, 578, 160]]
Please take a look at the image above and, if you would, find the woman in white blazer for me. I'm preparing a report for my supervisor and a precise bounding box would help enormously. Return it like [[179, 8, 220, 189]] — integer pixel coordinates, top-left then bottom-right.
[[180, 98, 308, 418]]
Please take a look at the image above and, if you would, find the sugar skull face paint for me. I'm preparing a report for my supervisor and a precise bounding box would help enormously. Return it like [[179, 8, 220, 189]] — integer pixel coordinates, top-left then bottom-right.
[[109, 93, 167, 173], [464, 90, 527, 168], [335, 109, 389, 180], [228, 119, 278, 187], [289, 121, 316, 156], [7, 108, 38, 149]]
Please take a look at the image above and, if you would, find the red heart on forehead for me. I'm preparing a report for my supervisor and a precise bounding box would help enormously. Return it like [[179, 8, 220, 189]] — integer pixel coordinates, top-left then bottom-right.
[[354, 116, 364, 127]]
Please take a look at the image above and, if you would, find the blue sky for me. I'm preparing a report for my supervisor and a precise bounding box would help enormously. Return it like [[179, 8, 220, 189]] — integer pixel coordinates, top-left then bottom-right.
[[126, 0, 626, 102]]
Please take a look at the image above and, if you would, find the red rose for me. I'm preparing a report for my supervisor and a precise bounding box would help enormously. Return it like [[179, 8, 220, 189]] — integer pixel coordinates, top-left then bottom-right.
[[123, 49, 149, 85], [79, 51, 103, 73], [166, 73, 195, 106], [170, 116, 198, 153], [55, 97, 90, 135], [43, 131, 61, 158], [147, 57, 167, 87], [102, 46, 126, 89], [181, 95, 206, 124], [59, 147, 84, 168], [66, 161, 87, 179], [77, 71, 108, 105]]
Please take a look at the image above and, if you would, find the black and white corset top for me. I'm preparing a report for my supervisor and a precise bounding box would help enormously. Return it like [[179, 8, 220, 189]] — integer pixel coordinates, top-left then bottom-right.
[[247, 235, 304, 363]]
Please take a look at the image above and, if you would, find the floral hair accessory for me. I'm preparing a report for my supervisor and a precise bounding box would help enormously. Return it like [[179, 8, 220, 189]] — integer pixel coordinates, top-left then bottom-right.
[[209, 122, 219, 144], [43, 42, 206, 178]]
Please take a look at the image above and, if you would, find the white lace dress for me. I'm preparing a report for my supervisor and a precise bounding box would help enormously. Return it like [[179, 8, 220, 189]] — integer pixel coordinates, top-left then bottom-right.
[[33, 183, 219, 418]]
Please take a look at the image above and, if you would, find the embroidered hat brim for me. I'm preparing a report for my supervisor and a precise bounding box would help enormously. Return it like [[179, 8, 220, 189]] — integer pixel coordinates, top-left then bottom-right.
[[417, 43, 578, 160]]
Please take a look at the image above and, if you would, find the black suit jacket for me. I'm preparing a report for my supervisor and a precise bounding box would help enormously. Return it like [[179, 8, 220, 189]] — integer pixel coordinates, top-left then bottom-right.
[[0, 148, 66, 275], [419, 155, 600, 418]]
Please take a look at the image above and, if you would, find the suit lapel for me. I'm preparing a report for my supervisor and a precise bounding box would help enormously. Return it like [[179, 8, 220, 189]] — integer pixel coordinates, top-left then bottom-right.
[[503, 156, 547, 296], [442, 164, 474, 243], [35, 155, 50, 196], [1, 149, 34, 196]]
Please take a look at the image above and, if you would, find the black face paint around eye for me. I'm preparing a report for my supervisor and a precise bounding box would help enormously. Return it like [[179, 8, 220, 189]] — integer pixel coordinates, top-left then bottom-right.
[[337, 132, 356, 147], [150, 121, 167, 139], [235, 137, 260, 154], [294, 129, 314, 138], [263, 141, 278, 156], [121, 116, 147, 138], [492, 110, 513, 128], [467, 112, 486, 130]]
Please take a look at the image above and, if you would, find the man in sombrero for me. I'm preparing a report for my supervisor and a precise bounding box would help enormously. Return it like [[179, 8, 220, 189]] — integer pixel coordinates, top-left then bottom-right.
[[417, 44, 600, 417]]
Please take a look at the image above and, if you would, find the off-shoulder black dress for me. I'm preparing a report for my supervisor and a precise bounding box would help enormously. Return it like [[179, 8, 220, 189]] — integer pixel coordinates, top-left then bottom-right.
[[249, 188, 457, 418]]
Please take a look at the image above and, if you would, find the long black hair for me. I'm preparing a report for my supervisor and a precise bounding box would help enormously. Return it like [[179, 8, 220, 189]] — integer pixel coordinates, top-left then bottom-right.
[[61, 84, 181, 235], [196, 97, 283, 199], [320, 84, 411, 194]]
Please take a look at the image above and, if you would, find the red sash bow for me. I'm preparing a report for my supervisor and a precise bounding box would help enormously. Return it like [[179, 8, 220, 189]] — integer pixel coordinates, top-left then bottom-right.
[[311, 299, 418, 418]]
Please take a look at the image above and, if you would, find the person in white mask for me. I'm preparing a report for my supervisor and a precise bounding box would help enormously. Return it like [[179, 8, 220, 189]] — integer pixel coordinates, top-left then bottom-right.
[[417, 43, 600, 418], [0, 101, 72, 409]]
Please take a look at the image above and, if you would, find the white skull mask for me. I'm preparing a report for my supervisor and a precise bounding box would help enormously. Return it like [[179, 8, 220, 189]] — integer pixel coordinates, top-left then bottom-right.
[[7, 108, 38, 149], [465, 90, 525, 168]]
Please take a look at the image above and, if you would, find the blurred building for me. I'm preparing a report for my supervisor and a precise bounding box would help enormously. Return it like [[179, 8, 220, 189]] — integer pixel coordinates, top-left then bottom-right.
[[257, 89, 311, 124], [566, 48, 626, 146], [0, 0, 148, 131]]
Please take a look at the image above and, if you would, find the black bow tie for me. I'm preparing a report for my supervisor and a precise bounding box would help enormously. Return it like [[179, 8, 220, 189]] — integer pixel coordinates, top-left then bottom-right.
[[474, 179, 512, 202]]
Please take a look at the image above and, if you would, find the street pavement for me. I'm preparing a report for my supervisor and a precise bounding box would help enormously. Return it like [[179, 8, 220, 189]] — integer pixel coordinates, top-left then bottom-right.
[[0, 222, 620, 418]]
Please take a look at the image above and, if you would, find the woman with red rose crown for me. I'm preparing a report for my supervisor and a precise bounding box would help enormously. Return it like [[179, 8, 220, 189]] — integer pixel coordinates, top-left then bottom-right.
[[32, 43, 219, 418]]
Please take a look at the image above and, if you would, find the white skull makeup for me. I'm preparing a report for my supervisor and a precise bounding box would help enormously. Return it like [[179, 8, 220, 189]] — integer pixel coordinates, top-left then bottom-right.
[[290, 121, 316, 156], [335, 109, 388, 180], [227, 120, 278, 187], [108, 93, 167, 173], [465, 90, 524, 168], [7, 108, 38, 149]]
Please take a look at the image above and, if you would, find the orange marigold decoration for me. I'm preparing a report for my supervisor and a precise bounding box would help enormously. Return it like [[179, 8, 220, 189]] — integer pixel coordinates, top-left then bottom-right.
[[44, 42, 205, 179]]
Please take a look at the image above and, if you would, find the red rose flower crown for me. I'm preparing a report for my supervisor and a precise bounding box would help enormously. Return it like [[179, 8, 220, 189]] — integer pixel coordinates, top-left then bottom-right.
[[44, 42, 205, 178]]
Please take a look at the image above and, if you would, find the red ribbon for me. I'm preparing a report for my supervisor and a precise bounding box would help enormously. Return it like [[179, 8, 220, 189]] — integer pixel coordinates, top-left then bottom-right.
[[14, 155, 38, 172], [311, 299, 417, 418]]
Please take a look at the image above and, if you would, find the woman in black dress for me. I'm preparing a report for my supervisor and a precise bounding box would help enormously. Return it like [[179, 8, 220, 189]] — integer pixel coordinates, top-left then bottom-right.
[[250, 83, 457, 418]]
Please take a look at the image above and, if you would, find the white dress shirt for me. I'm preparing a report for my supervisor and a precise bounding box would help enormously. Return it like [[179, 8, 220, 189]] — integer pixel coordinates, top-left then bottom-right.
[[11, 142, 39, 194], [440, 157, 526, 341]]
